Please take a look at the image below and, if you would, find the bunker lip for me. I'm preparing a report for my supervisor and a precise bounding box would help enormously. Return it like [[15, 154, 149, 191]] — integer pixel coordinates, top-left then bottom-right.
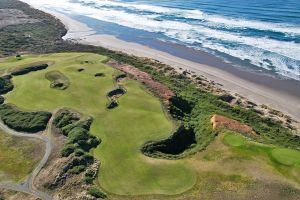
[[107, 60, 174, 102], [106, 85, 126, 110]]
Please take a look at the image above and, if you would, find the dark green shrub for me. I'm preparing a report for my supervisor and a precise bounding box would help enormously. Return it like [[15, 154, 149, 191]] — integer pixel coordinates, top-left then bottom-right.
[[61, 144, 75, 157], [53, 110, 79, 129], [75, 148, 85, 156], [53, 110, 100, 157], [84, 176, 94, 184], [0, 76, 14, 95], [11, 64, 48, 76], [0, 104, 51, 132], [0, 96, 4, 104], [218, 94, 235, 103], [88, 187, 107, 199], [68, 165, 86, 174]]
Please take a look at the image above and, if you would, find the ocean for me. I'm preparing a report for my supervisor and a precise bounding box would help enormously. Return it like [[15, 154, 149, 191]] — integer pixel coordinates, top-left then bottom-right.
[[22, 0, 300, 80]]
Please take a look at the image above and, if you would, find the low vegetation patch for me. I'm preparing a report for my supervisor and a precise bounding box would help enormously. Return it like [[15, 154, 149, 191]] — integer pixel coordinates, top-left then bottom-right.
[[46, 109, 102, 193], [11, 63, 48, 76], [0, 104, 51, 132], [88, 187, 107, 199], [45, 70, 70, 90], [53, 110, 100, 157]]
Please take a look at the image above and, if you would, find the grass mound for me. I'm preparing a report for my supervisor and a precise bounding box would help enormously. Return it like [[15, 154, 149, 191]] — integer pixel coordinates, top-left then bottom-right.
[[0, 104, 51, 132], [223, 133, 246, 147], [45, 70, 70, 90]]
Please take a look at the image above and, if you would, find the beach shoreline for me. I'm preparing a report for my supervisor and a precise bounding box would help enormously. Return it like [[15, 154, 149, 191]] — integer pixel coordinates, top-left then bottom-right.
[[46, 11, 300, 121]]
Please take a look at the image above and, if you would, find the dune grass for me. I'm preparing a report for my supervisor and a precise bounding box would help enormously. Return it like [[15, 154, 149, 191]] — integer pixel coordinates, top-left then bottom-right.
[[0, 52, 196, 195], [0, 131, 44, 182]]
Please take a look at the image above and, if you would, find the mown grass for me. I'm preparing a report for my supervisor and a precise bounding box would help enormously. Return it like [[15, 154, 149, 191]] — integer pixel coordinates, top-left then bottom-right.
[[0, 53, 196, 195], [271, 148, 300, 166], [45, 70, 70, 90], [223, 133, 246, 147], [223, 132, 300, 184], [0, 131, 44, 182]]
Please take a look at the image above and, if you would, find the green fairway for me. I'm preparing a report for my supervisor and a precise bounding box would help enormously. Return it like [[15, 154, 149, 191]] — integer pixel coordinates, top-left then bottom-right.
[[0, 53, 196, 195], [0, 131, 44, 182]]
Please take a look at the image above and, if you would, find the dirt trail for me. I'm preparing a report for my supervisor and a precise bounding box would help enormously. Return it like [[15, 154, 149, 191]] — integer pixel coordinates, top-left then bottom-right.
[[0, 115, 55, 200]]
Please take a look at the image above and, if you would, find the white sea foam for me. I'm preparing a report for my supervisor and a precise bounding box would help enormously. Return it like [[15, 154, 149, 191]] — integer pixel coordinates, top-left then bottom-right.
[[20, 0, 300, 80], [74, 0, 300, 36]]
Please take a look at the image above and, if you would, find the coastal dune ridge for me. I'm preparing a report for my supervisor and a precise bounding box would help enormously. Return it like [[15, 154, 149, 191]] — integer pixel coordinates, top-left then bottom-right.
[[20, 0, 300, 122]]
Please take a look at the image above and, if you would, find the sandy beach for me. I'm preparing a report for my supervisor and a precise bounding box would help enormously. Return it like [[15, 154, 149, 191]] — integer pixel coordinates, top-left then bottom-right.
[[49, 11, 300, 121]]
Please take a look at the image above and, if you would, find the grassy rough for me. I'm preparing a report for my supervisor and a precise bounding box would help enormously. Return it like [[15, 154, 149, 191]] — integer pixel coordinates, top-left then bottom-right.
[[0, 131, 44, 182]]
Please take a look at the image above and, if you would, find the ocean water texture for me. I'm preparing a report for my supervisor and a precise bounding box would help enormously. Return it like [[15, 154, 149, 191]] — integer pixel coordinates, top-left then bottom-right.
[[22, 0, 300, 80]]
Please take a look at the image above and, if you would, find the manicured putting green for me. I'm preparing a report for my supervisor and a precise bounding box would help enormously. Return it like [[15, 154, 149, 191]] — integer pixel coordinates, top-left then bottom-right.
[[223, 133, 300, 167], [271, 148, 300, 166], [0, 53, 196, 195], [223, 133, 245, 147]]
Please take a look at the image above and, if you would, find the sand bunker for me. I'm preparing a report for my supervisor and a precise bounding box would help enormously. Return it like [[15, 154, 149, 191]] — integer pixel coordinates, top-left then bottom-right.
[[211, 114, 256, 136], [107, 60, 174, 101], [45, 71, 70, 90]]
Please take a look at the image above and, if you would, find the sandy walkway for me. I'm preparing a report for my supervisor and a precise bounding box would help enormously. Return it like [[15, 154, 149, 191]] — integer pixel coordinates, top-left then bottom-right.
[[45, 11, 300, 121]]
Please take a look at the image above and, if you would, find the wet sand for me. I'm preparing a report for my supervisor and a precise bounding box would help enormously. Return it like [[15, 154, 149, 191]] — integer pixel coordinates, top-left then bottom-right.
[[49, 11, 300, 121]]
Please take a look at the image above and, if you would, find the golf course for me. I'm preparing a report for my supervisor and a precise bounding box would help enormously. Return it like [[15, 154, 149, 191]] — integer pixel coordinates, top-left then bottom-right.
[[0, 52, 299, 199], [0, 53, 196, 195]]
